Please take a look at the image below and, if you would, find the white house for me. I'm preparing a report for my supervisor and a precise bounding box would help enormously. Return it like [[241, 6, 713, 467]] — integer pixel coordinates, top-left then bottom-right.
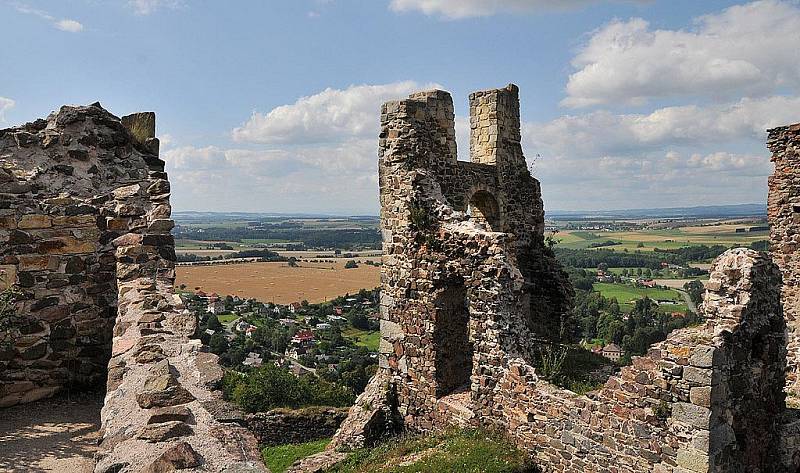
[[207, 300, 225, 315]]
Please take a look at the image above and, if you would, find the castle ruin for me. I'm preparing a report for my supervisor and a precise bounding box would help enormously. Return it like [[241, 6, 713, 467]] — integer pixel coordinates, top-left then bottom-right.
[[0, 87, 799, 472]]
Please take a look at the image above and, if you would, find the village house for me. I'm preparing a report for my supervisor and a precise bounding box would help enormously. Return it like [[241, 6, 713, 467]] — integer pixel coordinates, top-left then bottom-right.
[[207, 299, 225, 315], [289, 302, 302, 314], [601, 343, 623, 362], [242, 352, 263, 368]]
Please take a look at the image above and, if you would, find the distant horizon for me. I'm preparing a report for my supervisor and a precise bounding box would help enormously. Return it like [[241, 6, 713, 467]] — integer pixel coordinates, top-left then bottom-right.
[[171, 202, 767, 219]]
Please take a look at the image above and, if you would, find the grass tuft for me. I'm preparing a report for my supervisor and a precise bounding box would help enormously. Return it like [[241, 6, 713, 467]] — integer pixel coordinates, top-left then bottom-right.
[[262, 438, 331, 473]]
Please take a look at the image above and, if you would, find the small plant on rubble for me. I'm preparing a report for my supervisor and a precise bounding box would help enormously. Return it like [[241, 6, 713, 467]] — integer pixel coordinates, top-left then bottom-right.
[[653, 400, 671, 421], [536, 343, 568, 384], [0, 286, 23, 351], [409, 201, 432, 232]]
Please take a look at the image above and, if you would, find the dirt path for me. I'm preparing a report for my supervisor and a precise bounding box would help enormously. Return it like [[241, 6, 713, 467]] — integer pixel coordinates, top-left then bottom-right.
[[0, 391, 103, 473]]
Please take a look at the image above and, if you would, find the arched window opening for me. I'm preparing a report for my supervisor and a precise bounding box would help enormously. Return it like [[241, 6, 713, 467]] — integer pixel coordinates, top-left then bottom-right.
[[467, 190, 502, 232]]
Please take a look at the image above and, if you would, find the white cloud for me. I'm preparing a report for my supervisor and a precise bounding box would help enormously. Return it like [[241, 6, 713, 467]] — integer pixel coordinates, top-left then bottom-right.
[[232, 81, 439, 144], [13, 3, 84, 33], [55, 19, 83, 32], [563, 0, 800, 107], [388, 0, 648, 19], [162, 140, 379, 213], [127, 0, 184, 15], [0, 97, 15, 122], [525, 95, 800, 159]]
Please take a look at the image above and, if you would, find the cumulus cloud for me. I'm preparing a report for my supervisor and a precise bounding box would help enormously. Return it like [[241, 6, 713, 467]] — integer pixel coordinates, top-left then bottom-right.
[[388, 0, 648, 19], [563, 0, 800, 107], [13, 3, 84, 33], [127, 0, 184, 15], [523, 95, 786, 209], [526, 95, 800, 158], [232, 81, 438, 144], [163, 140, 378, 213], [0, 97, 15, 122]]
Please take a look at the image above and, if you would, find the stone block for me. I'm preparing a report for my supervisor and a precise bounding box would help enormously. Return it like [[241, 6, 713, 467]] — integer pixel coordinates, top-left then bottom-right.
[[137, 421, 193, 442], [17, 214, 52, 229], [140, 441, 202, 472], [676, 448, 709, 473], [671, 402, 711, 429], [0, 265, 16, 289]]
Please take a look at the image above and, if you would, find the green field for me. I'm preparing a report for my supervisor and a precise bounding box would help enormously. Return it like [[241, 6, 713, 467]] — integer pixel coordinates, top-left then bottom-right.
[[558, 227, 767, 253], [592, 282, 686, 312], [343, 328, 380, 351]]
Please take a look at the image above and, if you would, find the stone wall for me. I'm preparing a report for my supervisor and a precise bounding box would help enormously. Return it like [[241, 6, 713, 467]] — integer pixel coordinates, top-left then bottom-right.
[[1, 104, 265, 472], [768, 123, 800, 399], [0, 104, 170, 407], [246, 407, 348, 447], [326, 86, 798, 472]]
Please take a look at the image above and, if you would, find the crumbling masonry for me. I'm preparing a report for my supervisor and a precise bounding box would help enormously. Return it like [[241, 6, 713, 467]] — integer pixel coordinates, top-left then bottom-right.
[[323, 86, 800, 472], [0, 105, 264, 472]]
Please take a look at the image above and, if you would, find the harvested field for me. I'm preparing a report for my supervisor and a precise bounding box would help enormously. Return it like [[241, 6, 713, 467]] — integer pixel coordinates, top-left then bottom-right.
[[175, 261, 380, 303]]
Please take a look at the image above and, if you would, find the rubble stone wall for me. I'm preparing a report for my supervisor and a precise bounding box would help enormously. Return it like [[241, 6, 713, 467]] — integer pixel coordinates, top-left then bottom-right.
[[0, 105, 171, 407], [246, 407, 349, 447], [1, 105, 265, 472], [498, 249, 787, 472]]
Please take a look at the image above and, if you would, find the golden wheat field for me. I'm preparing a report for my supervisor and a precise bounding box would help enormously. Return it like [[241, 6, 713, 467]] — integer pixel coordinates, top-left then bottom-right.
[[175, 261, 380, 304]]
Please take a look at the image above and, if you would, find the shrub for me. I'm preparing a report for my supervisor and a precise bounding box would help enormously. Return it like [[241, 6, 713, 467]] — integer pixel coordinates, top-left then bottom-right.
[[224, 364, 355, 413]]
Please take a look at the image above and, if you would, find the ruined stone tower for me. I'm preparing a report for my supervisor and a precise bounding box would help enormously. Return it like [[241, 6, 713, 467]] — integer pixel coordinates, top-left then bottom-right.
[[371, 84, 571, 429], [324, 86, 798, 472]]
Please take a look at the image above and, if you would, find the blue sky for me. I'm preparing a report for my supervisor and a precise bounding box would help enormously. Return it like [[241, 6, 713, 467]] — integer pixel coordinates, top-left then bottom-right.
[[2, 0, 799, 214]]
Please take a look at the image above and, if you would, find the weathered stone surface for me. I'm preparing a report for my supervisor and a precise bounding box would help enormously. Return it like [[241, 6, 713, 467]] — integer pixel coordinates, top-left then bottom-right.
[[147, 406, 193, 424], [140, 441, 202, 472], [137, 420, 193, 442], [137, 385, 196, 409]]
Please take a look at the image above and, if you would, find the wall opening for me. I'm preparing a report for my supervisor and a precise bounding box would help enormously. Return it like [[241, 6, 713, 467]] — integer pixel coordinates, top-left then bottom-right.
[[467, 191, 502, 232], [433, 283, 472, 398]]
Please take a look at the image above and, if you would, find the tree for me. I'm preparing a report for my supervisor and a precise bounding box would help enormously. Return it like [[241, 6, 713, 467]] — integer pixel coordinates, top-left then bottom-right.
[[206, 314, 223, 331], [344, 260, 358, 269], [288, 257, 299, 267], [684, 280, 704, 306], [209, 333, 229, 355], [349, 311, 370, 330]]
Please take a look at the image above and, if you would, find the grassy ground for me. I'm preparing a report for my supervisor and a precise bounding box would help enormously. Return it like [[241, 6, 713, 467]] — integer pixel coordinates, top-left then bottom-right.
[[326, 429, 537, 473], [342, 328, 380, 351], [262, 438, 331, 473], [217, 313, 239, 323]]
